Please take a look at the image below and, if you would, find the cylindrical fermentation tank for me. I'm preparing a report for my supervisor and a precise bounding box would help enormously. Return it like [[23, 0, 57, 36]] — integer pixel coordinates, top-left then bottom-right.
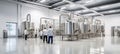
[[65, 22, 72, 35]]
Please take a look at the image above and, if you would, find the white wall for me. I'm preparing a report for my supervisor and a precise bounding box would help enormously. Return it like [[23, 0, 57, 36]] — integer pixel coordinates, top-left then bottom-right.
[[95, 14, 120, 36], [95, 14, 120, 54], [0, 0, 17, 38]]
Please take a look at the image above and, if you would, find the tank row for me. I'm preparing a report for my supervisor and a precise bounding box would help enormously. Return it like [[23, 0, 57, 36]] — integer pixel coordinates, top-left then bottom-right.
[[21, 13, 105, 40]]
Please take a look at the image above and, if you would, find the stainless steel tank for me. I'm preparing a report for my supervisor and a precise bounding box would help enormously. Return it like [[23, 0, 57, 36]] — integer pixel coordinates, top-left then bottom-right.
[[84, 24, 89, 33], [90, 24, 95, 33], [80, 22, 84, 33], [65, 22, 72, 35]]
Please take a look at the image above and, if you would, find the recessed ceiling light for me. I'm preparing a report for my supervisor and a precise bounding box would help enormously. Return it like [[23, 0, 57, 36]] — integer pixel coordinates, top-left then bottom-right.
[[39, 0, 46, 3], [99, 5, 109, 9], [91, 7, 101, 10], [86, 0, 94, 3], [108, 10, 116, 13], [81, 0, 94, 3], [61, 7, 67, 10], [69, 4, 76, 8]]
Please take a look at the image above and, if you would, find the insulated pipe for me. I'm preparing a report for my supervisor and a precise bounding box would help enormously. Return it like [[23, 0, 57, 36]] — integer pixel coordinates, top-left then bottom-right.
[[26, 14, 31, 29], [26, 14, 31, 22]]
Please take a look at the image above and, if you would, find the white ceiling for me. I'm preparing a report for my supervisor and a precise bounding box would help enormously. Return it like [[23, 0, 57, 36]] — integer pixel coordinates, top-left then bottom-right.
[[17, 0, 120, 17]]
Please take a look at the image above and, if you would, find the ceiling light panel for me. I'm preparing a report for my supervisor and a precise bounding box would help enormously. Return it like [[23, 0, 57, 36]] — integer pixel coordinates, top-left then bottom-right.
[[76, 0, 106, 6], [38, 0, 61, 5], [91, 3, 120, 10], [74, 9, 92, 14], [83, 13, 98, 16], [100, 9, 120, 14]]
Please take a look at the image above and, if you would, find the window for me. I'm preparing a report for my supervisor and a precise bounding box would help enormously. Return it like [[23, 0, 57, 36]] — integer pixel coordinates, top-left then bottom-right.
[[6, 22, 17, 36]]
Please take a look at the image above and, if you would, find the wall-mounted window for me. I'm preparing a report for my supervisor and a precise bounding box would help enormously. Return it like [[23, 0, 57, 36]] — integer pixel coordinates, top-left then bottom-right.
[[6, 22, 17, 37]]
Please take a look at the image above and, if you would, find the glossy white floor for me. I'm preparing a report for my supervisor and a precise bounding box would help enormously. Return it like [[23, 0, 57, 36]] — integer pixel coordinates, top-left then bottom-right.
[[104, 36, 120, 54], [0, 36, 119, 54]]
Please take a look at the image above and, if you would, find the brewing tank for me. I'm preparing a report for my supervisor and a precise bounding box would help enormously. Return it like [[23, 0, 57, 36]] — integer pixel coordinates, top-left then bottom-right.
[[90, 25, 95, 33], [65, 22, 72, 35], [84, 24, 89, 33], [80, 22, 84, 33]]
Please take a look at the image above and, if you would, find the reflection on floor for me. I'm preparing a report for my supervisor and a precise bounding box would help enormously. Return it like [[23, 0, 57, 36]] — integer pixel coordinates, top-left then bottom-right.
[[0, 37, 105, 54], [105, 36, 120, 54]]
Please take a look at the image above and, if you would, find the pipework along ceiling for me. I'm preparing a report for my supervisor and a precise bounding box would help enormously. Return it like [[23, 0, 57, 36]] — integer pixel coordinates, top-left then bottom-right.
[[15, 0, 120, 17]]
